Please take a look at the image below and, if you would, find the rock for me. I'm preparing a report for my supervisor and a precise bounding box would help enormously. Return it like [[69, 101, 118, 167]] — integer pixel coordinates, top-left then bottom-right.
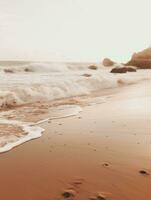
[[126, 47, 151, 69], [4, 69, 14, 73], [88, 65, 98, 70], [110, 67, 127, 73], [126, 66, 137, 72], [62, 189, 76, 198], [132, 47, 151, 60], [82, 73, 92, 77], [110, 66, 136, 73], [103, 58, 114, 67], [127, 59, 151, 69], [24, 67, 33, 72], [139, 170, 149, 175]]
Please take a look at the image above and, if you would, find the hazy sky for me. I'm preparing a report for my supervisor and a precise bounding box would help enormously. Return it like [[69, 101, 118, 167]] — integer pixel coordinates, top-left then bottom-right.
[[0, 0, 151, 62]]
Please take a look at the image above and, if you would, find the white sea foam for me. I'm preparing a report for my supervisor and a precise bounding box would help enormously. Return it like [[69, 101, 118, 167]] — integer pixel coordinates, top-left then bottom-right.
[[0, 61, 151, 152], [0, 119, 44, 153], [1, 61, 151, 109], [0, 104, 82, 153]]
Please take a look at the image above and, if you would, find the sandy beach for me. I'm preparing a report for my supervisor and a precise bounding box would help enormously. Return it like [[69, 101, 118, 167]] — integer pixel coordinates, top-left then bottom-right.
[[0, 80, 151, 200], [1, 0, 151, 199]]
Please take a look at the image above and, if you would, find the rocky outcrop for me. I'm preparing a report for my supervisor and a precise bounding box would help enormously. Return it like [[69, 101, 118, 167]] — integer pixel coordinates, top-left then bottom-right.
[[126, 47, 151, 69], [127, 59, 151, 69], [110, 66, 136, 73], [103, 58, 115, 67], [132, 47, 151, 60]]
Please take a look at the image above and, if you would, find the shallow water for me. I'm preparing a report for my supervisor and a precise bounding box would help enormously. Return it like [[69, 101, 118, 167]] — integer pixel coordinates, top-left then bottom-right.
[[0, 61, 151, 152], [0, 104, 82, 153]]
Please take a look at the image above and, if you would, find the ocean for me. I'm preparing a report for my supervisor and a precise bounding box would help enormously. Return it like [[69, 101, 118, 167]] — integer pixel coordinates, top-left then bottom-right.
[[0, 61, 151, 152]]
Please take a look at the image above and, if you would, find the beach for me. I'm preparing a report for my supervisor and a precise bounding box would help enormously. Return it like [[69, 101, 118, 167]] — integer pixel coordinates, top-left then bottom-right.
[[0, 79, 151, 200], [1, 0, 151, 199]]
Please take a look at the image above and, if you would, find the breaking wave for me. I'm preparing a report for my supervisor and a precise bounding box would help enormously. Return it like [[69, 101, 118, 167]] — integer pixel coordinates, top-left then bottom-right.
[[0, 61, 151, 153], [1, 61, 150, 109]]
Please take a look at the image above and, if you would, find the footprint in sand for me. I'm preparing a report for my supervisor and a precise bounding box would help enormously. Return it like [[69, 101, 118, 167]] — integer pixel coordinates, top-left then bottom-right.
[[62, 189, 76, 199], [139, 170, 149, 175], [61, 178, 84, 199], [60, 179, 108, 200], [102, 162, 110, 167], [89, 193, 106, 200]]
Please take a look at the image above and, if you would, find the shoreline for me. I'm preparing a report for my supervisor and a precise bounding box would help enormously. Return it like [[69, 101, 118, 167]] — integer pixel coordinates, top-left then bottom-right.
[[0, 81, 151, 199]]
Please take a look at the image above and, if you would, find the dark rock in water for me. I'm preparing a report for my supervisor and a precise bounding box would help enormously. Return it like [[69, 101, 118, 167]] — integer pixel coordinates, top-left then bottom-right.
[[88, 65, 98, 70], [110, 67, 127, 73], [139, 170, 149, 175], [111, 66, 136, 73], [4, 69, 14, 73], [24, 67, 33, 72], [62, 189, 76, 198], [103, 58, 115, 67], [82, 73, 92, 77]]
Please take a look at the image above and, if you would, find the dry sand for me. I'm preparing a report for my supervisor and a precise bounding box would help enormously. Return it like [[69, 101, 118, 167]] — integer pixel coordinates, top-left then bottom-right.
[[0, 81, 151, 199]]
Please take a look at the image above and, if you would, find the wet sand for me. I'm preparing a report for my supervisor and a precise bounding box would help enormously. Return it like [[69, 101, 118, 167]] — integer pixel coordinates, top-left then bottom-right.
[[0, 81, 151, 199]]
